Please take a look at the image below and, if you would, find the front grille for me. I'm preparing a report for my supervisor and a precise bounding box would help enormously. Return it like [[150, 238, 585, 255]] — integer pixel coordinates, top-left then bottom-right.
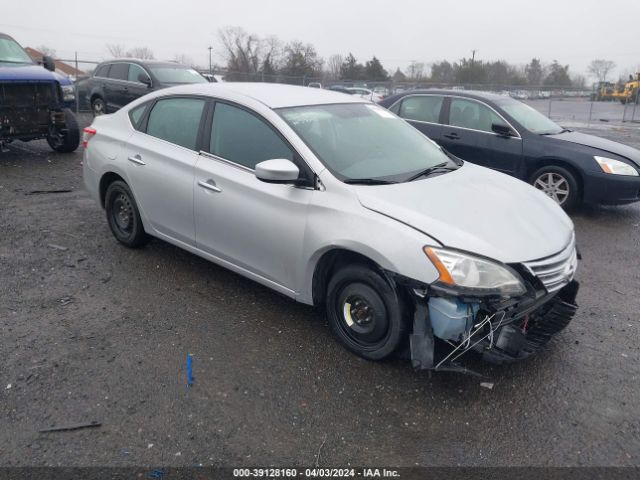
[[523, 235, 578, 293], [0, 82, 59, 137]]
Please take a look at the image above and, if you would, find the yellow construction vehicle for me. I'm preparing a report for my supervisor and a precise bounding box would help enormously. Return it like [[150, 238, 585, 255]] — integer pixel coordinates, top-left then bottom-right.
[[612, 73, 640, 104], [592, 81, 619, 101]]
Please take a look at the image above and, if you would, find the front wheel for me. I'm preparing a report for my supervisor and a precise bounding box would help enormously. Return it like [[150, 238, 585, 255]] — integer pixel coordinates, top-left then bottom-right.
[[92, 97, 106, 116], [47, 109, 80, 152], [326, 264, 407, 361], [104, 180, 150, 248], [531, 166, 579, 209]]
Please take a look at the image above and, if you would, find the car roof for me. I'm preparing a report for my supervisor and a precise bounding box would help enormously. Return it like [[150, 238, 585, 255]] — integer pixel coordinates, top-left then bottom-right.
[[99, 59, 193, 68], [389, 89, 510, 103], [158, 82, 367, 109]]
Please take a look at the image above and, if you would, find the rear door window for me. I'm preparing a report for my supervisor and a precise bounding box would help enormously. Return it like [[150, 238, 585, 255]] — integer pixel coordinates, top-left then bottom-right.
[[209, 102, 293, 169], [108, 63, 129, 81], [94, 64, 110, 78], [448, 98, 507, 133], [399, 96, 444, 123], [146, 97, 206, 150]]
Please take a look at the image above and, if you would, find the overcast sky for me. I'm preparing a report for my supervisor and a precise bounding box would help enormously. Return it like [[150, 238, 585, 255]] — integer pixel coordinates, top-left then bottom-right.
[[2, 0, 639, 79]]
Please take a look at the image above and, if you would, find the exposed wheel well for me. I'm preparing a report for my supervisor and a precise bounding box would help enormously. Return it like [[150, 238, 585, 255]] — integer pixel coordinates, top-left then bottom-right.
[[311, 249, 386, 307], [90, 93, 103, 103], [99, 172, 126, 208], [528, 160, 584, 202]]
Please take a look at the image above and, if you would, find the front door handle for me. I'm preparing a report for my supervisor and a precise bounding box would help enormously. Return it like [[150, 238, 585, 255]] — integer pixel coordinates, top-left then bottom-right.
[[443, 132, 460, 140], [198, 179, 222, 193], [127, 154, 145, 165]]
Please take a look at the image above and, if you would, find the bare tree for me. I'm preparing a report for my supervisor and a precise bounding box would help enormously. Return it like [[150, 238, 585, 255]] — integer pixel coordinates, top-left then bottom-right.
[[127, 47, 155, 60], [106, 44, 127, 58], [218, 26, 262, 80], [173, 53, 194, 66], [587, 59, 616, 82], [37, 45, 56, 57], [326, 54, 344, 81], [406, 61, 425, 80]]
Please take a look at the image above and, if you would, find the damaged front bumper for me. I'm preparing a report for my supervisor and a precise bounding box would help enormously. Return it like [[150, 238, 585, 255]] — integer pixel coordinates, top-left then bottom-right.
[[408, 280, 580, 371]]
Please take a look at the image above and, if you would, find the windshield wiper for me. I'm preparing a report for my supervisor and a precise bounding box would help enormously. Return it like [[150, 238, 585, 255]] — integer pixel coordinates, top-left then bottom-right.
[[343, 178, 396, 185], [405, 162, 457, 182], [0, 60, 32, 64]]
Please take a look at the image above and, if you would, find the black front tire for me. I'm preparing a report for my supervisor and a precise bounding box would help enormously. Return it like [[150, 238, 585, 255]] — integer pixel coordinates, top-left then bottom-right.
[[47, 109, 80, 153], [105, 180, 150, 248], [92, 97, 106, 116], [326, 264, 407, 361]]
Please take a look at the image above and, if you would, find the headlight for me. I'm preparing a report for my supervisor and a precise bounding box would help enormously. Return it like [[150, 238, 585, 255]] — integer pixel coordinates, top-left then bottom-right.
[[594, 156, 638, 176], [61, 84, 76, 102], [424, 247, 526, 296]]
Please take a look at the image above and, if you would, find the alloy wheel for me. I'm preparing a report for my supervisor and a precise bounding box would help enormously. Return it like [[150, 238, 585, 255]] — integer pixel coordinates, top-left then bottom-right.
[[534, 172, 570, 205]]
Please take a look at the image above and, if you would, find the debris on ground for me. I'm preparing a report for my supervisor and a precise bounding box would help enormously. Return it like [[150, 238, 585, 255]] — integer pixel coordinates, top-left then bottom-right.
[[39, 421, 101, 433], [47, 244, 68, 251], [187, 354, 194, 387], [480, 382, 495, 390]]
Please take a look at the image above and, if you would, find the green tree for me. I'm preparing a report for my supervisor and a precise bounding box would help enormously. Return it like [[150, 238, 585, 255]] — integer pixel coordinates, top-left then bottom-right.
[[340, 53, 365, 80], [279, 41, 323, 83], [430, 61, 455, 83], [525, 58, 544, 85], [364, 56, 388, 80], [544, 60, 572, 86]]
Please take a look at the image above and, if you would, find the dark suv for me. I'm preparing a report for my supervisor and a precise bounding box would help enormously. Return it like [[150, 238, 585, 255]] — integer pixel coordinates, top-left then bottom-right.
[[0, 33, 80, 152], [87, 60, 207, 115]]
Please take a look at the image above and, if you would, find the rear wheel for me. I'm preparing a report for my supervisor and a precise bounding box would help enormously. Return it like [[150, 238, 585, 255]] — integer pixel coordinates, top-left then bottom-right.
[[105, 180, 150, 248], [92, 97, 106, 116], [531, 166, 579, 209], [47, 109, 80, 152], [326, 264, 407, 361]]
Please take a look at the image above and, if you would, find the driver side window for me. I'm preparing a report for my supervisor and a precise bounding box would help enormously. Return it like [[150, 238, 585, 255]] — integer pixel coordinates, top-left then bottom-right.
[[209, 103, 294, 169]]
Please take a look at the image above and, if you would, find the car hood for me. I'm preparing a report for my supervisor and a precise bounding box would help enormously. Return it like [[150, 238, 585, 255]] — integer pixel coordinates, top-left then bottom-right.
[[549, 130, 640, 167], [0, 63, 60, 82], [355, 163, 573, 264]]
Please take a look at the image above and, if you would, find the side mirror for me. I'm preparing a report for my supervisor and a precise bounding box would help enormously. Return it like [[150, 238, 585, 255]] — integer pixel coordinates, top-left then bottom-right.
[[492, 123, 515, 137], [42, 55, 55, 72], [138, 73, 152, 87], [255, 159, 300, 184]]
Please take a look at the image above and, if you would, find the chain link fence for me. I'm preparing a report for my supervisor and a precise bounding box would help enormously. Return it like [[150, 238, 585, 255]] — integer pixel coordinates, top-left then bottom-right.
[[63, 59, 640, 125]]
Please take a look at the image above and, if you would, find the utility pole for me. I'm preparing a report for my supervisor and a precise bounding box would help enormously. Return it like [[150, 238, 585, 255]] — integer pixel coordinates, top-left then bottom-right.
[[208, 46, 213, 74], [471, 49, 477, 66]]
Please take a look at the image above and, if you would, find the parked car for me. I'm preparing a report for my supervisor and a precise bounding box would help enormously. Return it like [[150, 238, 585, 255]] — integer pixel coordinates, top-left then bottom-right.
[[379, 90, 640, 208], [307, 82, 322, 88], [86, 59, 208, 115], [0, 32, 80, 152], [347, 87, 383, 103], [83, 83, 579, 370]]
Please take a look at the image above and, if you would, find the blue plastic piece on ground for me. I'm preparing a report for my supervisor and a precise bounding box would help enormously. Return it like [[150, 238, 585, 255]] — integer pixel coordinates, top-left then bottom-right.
[[187, 354, 194, 387], [148, 469, 166, 479]]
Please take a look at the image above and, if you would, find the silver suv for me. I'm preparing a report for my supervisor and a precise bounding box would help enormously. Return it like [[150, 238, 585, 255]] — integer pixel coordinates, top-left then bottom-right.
[[83, 83, 579, 371]]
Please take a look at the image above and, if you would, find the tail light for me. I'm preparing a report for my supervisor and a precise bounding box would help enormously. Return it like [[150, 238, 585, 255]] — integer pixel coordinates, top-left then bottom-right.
[[82, 127, 96, 148]]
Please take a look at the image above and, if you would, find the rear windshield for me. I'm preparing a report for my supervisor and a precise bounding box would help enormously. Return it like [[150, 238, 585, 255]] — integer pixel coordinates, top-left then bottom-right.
[[149, 67, 207, 85]]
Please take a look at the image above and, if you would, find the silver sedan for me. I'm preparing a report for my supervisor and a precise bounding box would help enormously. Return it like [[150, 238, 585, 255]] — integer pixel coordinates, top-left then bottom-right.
[[83, 83, 579, 370]]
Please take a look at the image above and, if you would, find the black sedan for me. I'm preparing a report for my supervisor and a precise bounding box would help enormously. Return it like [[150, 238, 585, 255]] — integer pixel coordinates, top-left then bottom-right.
[[379, 90, 640, 208]]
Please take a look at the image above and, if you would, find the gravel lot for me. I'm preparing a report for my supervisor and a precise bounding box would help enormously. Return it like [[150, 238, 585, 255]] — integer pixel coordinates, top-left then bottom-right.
[[1, 114, 639, 468]]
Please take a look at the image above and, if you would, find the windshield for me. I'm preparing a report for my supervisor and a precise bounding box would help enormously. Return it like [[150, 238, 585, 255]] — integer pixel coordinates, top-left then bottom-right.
[[279, 103, 452, 182], [0, 37, 34, 64], [497, 99, 563, 135], [149, 67, 207, 85]]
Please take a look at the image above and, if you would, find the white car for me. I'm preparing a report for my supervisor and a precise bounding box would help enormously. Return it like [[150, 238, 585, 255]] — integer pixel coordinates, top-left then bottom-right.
[[83, 83, 578, 371], [347, 87, 384, 103]]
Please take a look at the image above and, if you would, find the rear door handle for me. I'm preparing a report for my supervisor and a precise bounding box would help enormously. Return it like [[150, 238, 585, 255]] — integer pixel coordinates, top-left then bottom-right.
[[127, 154, 145, 165], [443, 132, 460, 140], [198, 179, 222, 193]]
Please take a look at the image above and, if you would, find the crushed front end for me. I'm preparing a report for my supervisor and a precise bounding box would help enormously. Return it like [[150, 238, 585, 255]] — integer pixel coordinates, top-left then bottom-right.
[[402, 236, 579, 371], [0, 81, 65, 145]]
